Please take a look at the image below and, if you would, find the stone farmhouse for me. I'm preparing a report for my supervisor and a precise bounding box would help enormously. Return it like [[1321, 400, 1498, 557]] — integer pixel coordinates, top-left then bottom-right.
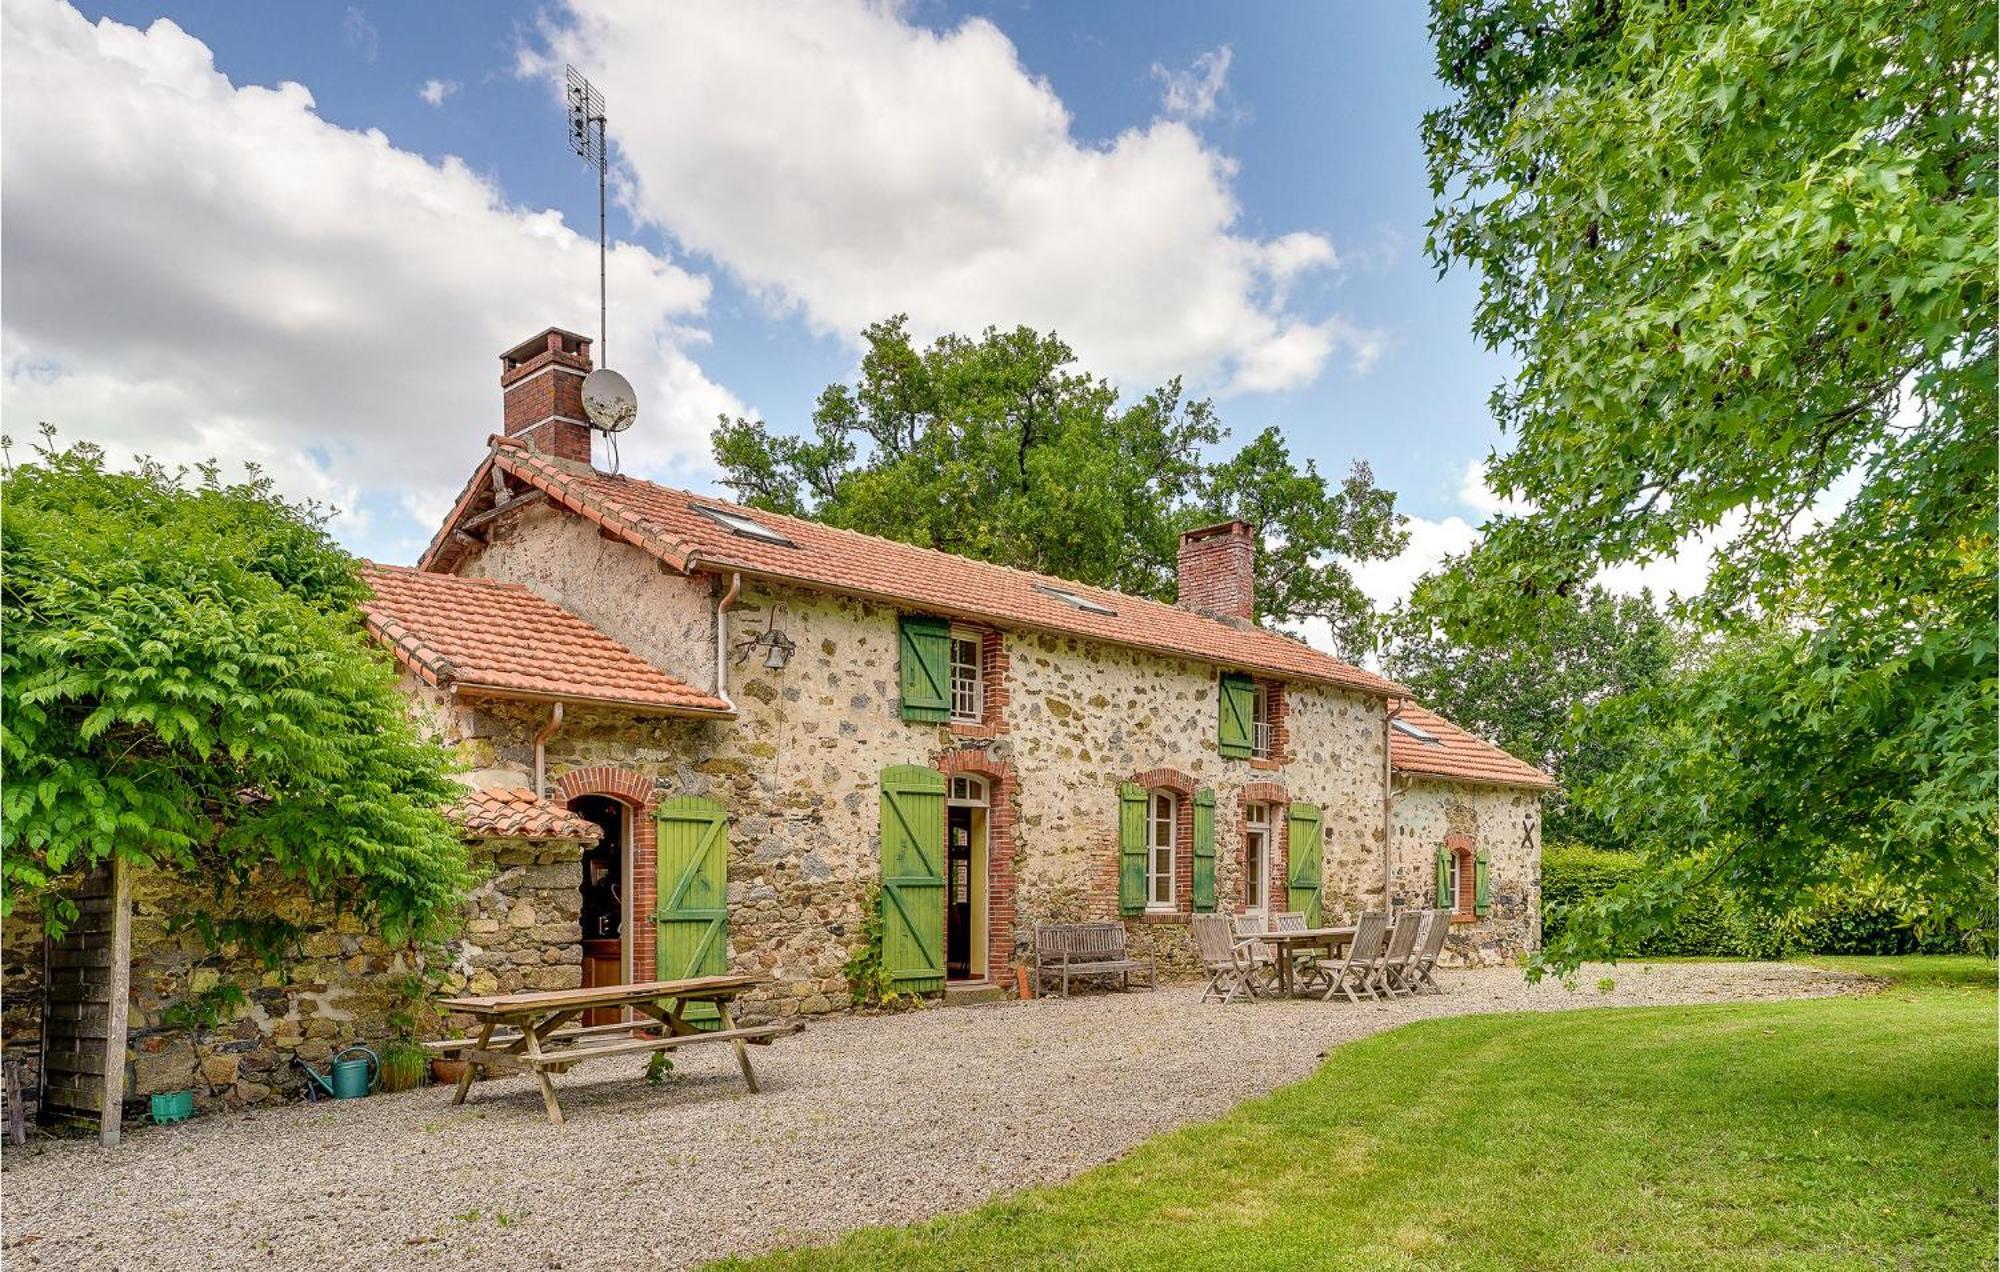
[[371, 328, 1554, 1015], [2, 326, 1552, 1115]]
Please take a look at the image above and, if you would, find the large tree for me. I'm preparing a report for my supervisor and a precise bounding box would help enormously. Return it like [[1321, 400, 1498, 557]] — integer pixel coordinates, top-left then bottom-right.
[[713, 317, 1408, 656], [1384, 583, 1680, 849], [1423, 0, 1996, 970], [1, 434, 470, 940]]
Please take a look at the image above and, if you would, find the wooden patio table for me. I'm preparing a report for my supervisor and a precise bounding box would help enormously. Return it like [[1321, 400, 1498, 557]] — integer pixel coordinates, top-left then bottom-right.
[[1237, 926, 1358, 996], [433, 973, 801, 1124]]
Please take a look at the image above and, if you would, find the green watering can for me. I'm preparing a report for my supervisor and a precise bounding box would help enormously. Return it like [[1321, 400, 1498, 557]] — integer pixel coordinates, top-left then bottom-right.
[[296, 1044, 378, 1101]]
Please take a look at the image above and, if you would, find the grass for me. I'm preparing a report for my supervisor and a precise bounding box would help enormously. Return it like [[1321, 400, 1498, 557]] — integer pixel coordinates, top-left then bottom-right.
[[720, 957, 1996, 1270]]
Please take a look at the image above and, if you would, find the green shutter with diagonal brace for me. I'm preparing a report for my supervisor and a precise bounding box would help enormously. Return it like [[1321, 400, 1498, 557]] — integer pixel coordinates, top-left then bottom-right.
[[1218, 673, 1256, 758], [1475, 846, 1492, 917], [1192, 788, 1217, 912], [898, 616, 952, 721], [1286, 802, 1323, 925], [879, 765, 946, 992], [1436, 845, 1453, 909], [1118, 783, 1147, 914], [654, 795, 730, 1027]]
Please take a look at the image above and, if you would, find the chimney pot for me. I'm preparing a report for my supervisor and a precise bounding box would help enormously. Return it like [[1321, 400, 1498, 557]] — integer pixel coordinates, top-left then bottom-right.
[[499, 327, 594, 463], [1176, 519, 1257, 623]]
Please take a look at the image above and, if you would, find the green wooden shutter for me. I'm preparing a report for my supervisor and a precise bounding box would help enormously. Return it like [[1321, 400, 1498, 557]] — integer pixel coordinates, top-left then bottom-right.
[[1191, 789, 1217, 912], [654, 795, 730, 1027], [1285, 802, 1323, 925], [1436, 845, 1452, 909], [879, 765, 946, 993], [898, 616, 952, 721], [1474, 846, 1492, 917], [1218, 674, 1256, 758], [1118, 783, 1147, 915]]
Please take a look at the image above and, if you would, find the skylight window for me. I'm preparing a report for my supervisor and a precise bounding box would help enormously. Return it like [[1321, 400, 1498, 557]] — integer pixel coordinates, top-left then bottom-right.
[[693, 505, 795, 547], [1034, 583, 1117, 616], [1392, 717, 1443, 746]]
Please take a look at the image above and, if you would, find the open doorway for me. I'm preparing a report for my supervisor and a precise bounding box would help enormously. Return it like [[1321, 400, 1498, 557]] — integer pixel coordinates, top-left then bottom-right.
[[572, 795, 628, 1025], [944, 774, 990, 982]]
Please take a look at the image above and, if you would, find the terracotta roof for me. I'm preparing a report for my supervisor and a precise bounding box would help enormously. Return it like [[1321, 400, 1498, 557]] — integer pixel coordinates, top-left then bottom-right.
[[420, 438, 1407, 699], [1389, 701, 1556, 791], [445, 786, 603, 841], [359, 563, 732, 715]]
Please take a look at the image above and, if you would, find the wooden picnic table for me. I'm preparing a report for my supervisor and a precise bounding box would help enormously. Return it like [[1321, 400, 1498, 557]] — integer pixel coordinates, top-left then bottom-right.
[[1238, 926, 1359, 996], [433, 973, 801, 1124]]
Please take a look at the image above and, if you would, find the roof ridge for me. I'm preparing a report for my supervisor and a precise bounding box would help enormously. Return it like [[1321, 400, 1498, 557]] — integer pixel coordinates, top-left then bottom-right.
[[363, 561, 531, 592]]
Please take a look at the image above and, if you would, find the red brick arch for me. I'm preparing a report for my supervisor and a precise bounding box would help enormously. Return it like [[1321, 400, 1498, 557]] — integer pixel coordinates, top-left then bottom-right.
[[557, 766, 661, 980], [935, 747, 1020, 977]]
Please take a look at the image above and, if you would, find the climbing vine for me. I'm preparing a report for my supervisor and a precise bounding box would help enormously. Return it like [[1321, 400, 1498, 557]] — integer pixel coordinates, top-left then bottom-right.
[[842, 882, 899, 1007]]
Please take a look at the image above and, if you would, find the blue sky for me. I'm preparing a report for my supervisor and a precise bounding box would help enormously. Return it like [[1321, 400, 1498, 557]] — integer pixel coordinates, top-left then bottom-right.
[[8, 0, 1526, 610]]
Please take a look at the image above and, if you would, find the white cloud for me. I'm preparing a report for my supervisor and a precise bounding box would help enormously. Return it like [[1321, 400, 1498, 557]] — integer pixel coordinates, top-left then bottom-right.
[[1151, 45, 1232, 123], [418, 77, 460, 107], [535, 1, 1381, 394], [342, 6, 378, 62], [1342, 514, 1483, 613], [0, 0, 743, 555], [1456, 457, 1533, 519]]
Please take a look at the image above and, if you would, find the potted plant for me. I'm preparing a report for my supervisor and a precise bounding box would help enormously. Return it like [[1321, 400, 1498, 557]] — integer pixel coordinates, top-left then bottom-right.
[[152, 981, 247, 1123], [376, 971, 431, 1093]]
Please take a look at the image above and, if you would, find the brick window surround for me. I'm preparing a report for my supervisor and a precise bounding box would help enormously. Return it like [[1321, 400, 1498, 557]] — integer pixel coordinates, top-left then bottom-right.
[[946, 627, 1010, 740], [557, 767, 661, 978], [1236, 781, 1290, 915], [1128, 767, 1197, 922], [933, 747, 1020, 977], [1249, 680, 1290, 771], [1446, 830, 1477, 924]]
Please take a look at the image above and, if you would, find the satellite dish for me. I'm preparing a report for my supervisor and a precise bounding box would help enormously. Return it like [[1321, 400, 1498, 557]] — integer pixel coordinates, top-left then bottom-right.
[[581, 367, 637, 433]]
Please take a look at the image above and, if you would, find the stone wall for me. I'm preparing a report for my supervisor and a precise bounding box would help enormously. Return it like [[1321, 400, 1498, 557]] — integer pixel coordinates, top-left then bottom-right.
[[0, 834, 586, 1115], [438, 515, 1412, 1006], [1388, 778, 1543, 965]]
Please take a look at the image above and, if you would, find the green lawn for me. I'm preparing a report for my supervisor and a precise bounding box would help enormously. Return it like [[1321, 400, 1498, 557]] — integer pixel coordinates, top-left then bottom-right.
[[722, 958, 1997, 1270]]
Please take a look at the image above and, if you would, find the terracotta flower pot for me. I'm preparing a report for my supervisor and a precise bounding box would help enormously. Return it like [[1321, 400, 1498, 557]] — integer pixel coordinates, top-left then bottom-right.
[[1014, 965, 1034, 1000], [430, 1057, 467, 1085]]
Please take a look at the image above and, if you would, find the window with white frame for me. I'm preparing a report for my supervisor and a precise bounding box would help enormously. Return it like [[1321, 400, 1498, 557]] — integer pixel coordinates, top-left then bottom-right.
[[1445, 852, 1464, 913], [1147, 790, 1177, 910], [1243, 802, 1271, 912], [1251, 685, 1274, 759], [948, 633, 983, 723]]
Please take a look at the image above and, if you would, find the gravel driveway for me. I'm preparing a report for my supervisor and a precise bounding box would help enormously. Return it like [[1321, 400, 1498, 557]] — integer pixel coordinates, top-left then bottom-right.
[[1, 961, 1857, 1270]]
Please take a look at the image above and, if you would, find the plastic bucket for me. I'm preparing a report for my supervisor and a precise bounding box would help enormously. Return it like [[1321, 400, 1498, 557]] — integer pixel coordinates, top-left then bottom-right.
[[149, 1090, 195, 1123]]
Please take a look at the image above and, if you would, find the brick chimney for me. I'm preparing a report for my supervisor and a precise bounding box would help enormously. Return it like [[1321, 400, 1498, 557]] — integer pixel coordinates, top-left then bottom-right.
[[1176, 520, 1256, 623], [500, 328, 594, 464]]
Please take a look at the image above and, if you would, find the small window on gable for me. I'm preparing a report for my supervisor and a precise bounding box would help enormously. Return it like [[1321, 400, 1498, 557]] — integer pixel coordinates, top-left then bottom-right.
[[948, 632, 983, 724], [1034, 583, 1117, 616], [693, 504, 796, 547]]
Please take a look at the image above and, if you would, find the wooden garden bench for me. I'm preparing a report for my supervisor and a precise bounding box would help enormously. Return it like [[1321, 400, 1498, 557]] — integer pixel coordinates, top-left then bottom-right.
[[1034, 922, 1157, 997]]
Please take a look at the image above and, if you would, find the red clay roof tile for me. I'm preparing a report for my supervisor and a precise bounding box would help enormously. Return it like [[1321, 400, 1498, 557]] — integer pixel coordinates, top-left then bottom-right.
[[445, 786, 603, 841], [1389, 700, 1555, 791], [360, 563, 731, 715], [428, 439, 1408, 700]]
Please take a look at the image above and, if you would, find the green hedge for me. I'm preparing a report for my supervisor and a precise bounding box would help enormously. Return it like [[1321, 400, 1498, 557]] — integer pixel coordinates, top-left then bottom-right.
[[1539, 845, 1991, 958]]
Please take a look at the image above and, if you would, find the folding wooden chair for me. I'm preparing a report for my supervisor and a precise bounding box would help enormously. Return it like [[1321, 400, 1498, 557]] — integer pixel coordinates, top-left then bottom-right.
[[1193, 914, 1263, 1004], [1315, 911, 1389, 1004], [1408, 907, 1454, 994], [1377, 910, 1424, 998]]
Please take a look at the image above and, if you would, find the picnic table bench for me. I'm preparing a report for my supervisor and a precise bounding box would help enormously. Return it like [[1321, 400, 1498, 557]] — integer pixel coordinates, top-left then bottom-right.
[[432, 973, 800, 1124], [1034, 921, 1157, 997]]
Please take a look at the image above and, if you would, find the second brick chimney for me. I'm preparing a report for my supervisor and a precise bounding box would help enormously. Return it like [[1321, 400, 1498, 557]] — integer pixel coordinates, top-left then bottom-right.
[[500, 328, 594, 464], [1176, 520, 1257, 623]]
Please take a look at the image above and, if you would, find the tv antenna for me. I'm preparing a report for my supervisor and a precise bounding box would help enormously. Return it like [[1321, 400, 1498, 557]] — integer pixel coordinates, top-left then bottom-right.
[[566, 65, 608, 368]]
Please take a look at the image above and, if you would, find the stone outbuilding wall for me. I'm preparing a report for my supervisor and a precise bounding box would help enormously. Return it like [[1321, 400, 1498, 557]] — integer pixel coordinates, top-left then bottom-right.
[[1388, 778, 1543, 965], [0, 831, 588, 1117]]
